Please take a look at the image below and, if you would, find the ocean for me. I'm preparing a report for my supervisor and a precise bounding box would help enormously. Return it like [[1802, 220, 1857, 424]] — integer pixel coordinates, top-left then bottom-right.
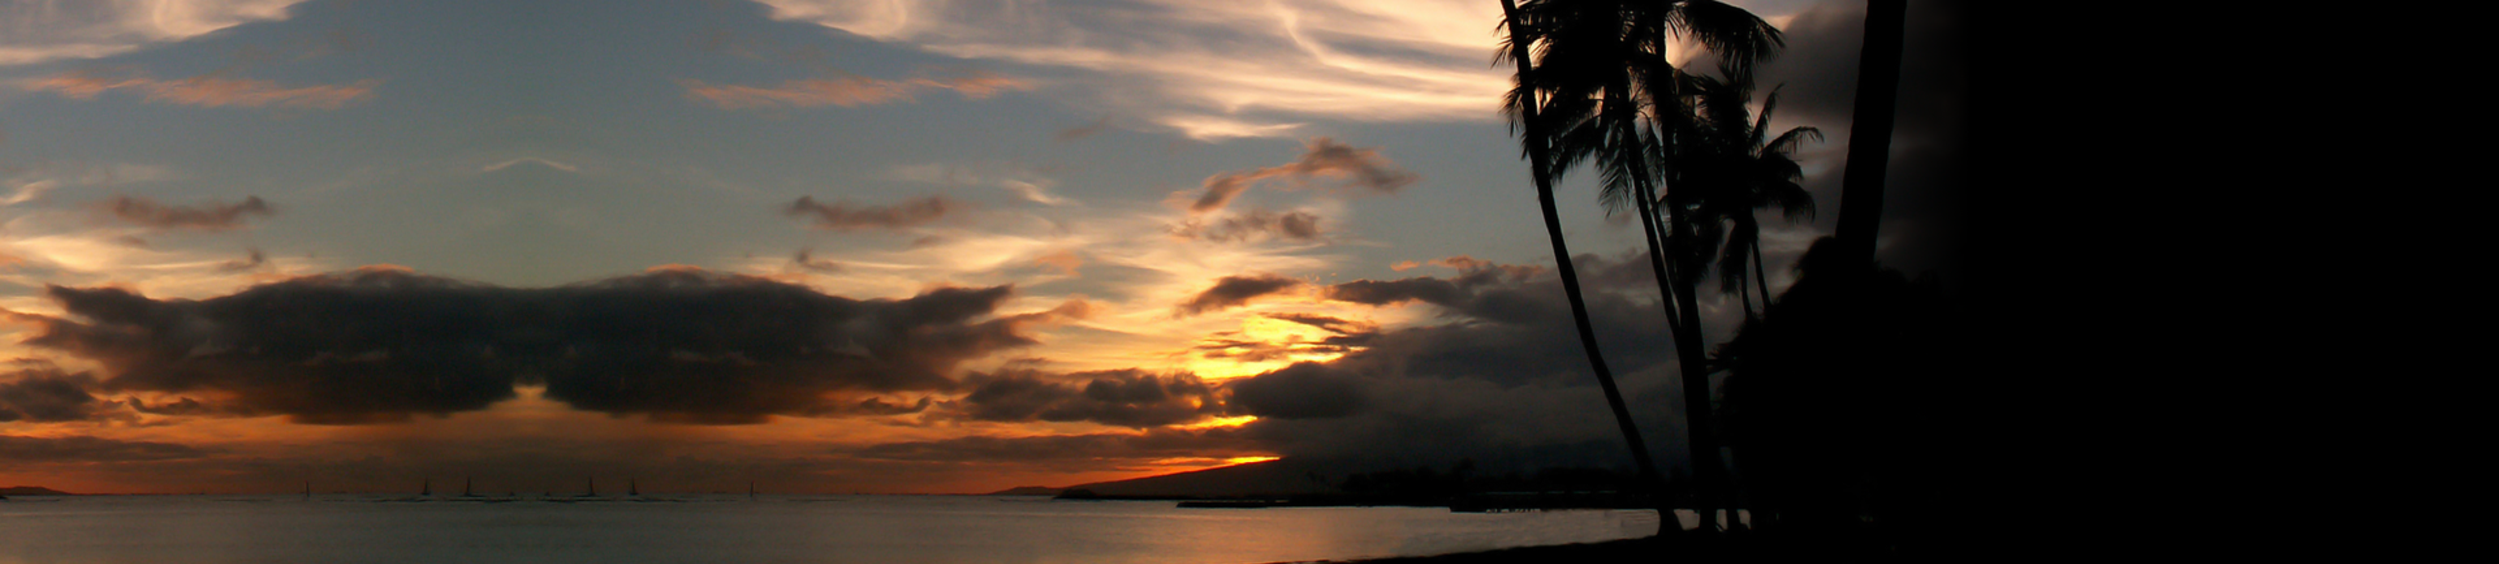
[[0, 495, 1656, 563]]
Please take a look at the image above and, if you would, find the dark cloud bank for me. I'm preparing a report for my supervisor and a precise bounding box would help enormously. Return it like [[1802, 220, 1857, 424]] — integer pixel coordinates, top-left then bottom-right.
[[874, 253, 1722, 475], [7, 266, 1082, 424]]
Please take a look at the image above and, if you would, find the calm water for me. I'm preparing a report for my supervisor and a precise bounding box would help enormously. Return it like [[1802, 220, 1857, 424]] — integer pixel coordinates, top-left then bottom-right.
[[0, 495, 1656, 564]]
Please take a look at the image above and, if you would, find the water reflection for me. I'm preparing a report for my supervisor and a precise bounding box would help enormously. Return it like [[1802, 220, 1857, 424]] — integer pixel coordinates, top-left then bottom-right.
[[1, 495, 1650, 563]]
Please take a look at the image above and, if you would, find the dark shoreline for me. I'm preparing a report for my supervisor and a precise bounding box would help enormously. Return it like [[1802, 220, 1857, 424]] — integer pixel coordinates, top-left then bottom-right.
[[1297, 537, 1665, 563]]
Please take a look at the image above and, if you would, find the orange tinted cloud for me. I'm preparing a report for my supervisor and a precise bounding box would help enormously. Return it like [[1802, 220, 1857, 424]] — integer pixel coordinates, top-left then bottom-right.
[[25, 70, 376, 109], [680, 70, 1032, 109]]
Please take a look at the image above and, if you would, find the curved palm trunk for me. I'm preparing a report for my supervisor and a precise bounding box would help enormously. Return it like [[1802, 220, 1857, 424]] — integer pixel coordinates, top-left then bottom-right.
[[1501, 0, 1670, 532]]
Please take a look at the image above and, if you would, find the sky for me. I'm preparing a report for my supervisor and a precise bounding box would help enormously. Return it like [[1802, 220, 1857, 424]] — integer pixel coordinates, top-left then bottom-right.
[[0, 0, 1961, 494]]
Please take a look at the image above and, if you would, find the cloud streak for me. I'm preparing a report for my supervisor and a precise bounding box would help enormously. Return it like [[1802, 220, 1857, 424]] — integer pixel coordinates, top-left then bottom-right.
[[679, 70, 1032, 109], [1180, 274, 1307, 315], [24, 70, 376, 109], [94, 195, 276, 231], [782, 195, 958, 231]]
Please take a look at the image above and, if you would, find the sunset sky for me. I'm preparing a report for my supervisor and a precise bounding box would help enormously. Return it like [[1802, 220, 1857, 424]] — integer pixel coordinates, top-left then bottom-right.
[[0, 0, 1961, 494]]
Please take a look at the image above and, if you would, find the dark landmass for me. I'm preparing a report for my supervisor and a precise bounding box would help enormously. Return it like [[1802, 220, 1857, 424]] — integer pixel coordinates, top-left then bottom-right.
[[1, 486, 75, 496], [1046, 458, 1678, 511], [1058, 459, 1336, 498], [984, 486, 1062, 496]]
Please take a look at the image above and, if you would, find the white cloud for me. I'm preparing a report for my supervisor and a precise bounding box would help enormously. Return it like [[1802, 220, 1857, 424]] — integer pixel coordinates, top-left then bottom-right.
[[0, 0, 308, 66]]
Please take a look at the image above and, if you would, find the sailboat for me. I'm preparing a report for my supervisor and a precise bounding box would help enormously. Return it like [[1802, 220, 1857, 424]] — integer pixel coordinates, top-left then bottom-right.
[[420, 479, 432, 497], [302, 481, 312, 501], [628, 478, 638, 498], [748, 481, 757, 501]]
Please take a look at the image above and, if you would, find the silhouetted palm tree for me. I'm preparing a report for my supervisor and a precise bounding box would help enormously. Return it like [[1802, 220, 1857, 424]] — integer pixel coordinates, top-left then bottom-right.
[[1508, 0, 1782, 533], [1496, 0, 1666, 523], [1681, 78, 1818, 319]]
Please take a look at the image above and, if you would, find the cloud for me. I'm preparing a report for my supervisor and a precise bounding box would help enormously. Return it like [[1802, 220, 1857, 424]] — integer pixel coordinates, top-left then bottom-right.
[[1748, 0, 1966, 274], [1185, 137, 1417, 215], [1194, 252, 1728, 470], [1055, 116, 1112, 140], [213, 248, 267, 273], [790, 248, 843, 273], [95, 195, 275, 231], [0, 0, 308, 66], [0, 434, 214, 462], [954, 368, 1226, 428], [887, 162, 1067, 205], [679, 69, 1032, 109], [1323, 255, 1545, 318], [1179, 274, 1306, 315], [1168, 208, 1324, 243], [1031, 248, 1082, 275], [1226, 361, 1366, 420], [753, 0, 1515, 139], [1260, 312, 1376, 336], [782, 195, 958, 231], [0, 365, 108, 422], [9, 266, 1087, 424], [3, 178, 53, 205], [23, 70, 377, 109]]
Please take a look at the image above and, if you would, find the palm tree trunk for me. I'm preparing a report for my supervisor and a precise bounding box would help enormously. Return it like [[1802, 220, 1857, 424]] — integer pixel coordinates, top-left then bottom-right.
[[1664, 212, 1730, 533], [1500, 0, 1670, 532], [1633, 169, 1684, 334], [1833, 0, 1906, 264]]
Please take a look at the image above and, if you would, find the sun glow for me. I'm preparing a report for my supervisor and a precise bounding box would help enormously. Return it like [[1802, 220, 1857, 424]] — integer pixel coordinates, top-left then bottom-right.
[[1180, 415, 1260, 430], [1185, 314, 1364, 381]]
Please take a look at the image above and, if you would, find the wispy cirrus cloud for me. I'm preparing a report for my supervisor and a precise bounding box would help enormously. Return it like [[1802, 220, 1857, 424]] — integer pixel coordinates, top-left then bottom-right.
[[679, 69, 1032, 109], [755, 0, 1515, 139], [0, 0, 309, 66], [22, 69, 377, 109]]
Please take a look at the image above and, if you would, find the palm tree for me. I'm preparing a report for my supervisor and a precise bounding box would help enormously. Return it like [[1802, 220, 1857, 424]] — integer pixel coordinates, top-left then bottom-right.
[[1683, 78, 1819, 319], [1508, 0, 1782, 533], [1496, 0, 1667, 526]]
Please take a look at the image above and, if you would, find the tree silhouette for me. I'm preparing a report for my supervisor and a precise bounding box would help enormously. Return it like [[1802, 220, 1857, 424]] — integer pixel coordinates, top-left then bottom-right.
[[1495, 0, 1666, 529], [1679, 76, 1818, 319], [1506, 0, 1783, 533], [1715, 236, 1947, 558]]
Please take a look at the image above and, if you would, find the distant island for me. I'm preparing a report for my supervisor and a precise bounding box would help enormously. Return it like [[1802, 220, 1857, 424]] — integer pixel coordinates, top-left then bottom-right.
[[2, 486, 75, 496], [985, 486, 1063, 496]]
